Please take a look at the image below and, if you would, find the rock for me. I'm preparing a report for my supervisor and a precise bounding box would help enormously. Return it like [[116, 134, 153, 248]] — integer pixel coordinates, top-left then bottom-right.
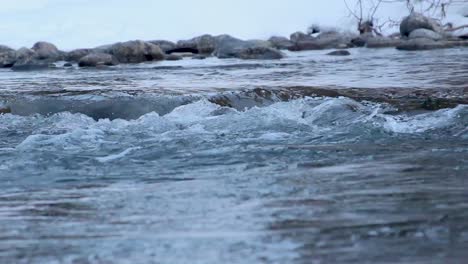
[[31, 41, 62, 60], [400, 13, 442, 37], [0, 45, 17, 68], [290, 32, 355, 51], [66, 49, 93, 62], [64, 62, 73, 67], [326, 50, 350, 56], [237, 46, 284, 60], [11, 47, 56, 71], [213, 35, 252, 58], [213, 35, 284, 60], [15, 47, 35, 60], [366, 37, 402, 48], [246, 39, 273, 48], [351, 33, 402, 48], [290, 31, 313, 43], [11, 42, 63, 70], [268, 36, 294, 50], [148, 40, 176, 53], [175, 34, 216, 55], [351, 37, 368, 47], [409, 28, 444, 41], [108, 40, 164, 63], [165, 54, 183, 61], [176, 39, 197, 50], [0, 106, 11, 114], [196, 34, 216, 54], [78, 53, 119, 67], [459, 34, 468, 40], [396, 38, 451, 51], [93, 44, 113, 53], [192, 55, 207, 60]]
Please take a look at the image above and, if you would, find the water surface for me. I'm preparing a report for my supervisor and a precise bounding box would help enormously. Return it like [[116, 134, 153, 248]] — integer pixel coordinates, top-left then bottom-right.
[[0, 48, 467, 263]]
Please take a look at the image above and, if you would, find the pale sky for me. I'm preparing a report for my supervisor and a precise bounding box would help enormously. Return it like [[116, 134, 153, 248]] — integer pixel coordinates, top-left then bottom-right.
[[0, 0, 466, 50]]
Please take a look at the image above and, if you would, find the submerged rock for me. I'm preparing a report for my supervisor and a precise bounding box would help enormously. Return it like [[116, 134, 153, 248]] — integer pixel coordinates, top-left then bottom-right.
[[213, 35, 284, 60], [326, 50, 350, 56], [268, 36, 294, 50], [78, 53, 119, 67], [400, 13, 442, 37], [108, 40, 165, 63], [0, 45, 17, 68]]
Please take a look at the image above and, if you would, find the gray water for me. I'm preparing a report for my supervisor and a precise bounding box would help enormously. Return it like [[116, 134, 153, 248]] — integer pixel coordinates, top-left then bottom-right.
[[0, 48, 467, 263]]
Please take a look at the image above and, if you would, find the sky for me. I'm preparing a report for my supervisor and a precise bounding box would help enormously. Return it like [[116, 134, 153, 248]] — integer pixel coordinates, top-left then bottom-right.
[[0, 0, 466, 50]]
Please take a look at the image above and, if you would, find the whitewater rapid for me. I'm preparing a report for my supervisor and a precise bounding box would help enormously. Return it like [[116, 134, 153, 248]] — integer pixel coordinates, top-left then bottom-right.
[[0, 47, 467, 263]]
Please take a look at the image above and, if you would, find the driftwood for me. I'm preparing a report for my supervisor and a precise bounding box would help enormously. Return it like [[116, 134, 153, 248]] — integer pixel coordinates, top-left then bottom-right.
[[444, 23, 468, 32]]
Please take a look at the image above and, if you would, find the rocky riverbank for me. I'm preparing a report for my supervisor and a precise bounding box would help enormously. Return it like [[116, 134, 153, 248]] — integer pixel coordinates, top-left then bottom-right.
[[0, 13, 467, 70]]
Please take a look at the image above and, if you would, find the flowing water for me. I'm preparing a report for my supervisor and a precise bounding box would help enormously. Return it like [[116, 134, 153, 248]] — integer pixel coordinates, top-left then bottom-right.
[[0, 48, 467, 263]]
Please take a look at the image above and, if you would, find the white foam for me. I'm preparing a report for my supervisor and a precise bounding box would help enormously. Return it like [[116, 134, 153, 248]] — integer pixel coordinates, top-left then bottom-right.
[[164, 100, 222, 125], [380, 105, 466, 133], [96, 147, 141, 163]]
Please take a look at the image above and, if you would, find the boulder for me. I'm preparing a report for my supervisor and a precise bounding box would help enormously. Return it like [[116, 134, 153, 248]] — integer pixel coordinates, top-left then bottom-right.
[[237, 46, 284, 60], [176, 39, 197, 50], [176, 34, 216, 55], [396, 38, 451, 51], [0, 106, 11, 114], [78, 53, 119, 67], [196, 34, 216, 54], [109, 40, 165, 63], [192, 54, 207, 60], [366, 37, 402, 48], [66, 49, 93, 62], [31, 41, 62, 60], [409, 28, 444, 41], [15, 47, 35, 60], [246, 39, 273, 48], [213, 35, 284, 60], [11, 47, 56, 71], [268, 36, 294, 50], [11, 42, 63, 70], [326, 50, 350, 56], [165, 54, 183, 61], [400, 13, 442, 37], [93, 44, 113, 53], [290, 32, 355, 51], [148, 40, 177, 53], [459, 33, 468, 40], [290, 31, 313, 43], [0, 45, 17, 68], [351, 37, 368, 47]]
